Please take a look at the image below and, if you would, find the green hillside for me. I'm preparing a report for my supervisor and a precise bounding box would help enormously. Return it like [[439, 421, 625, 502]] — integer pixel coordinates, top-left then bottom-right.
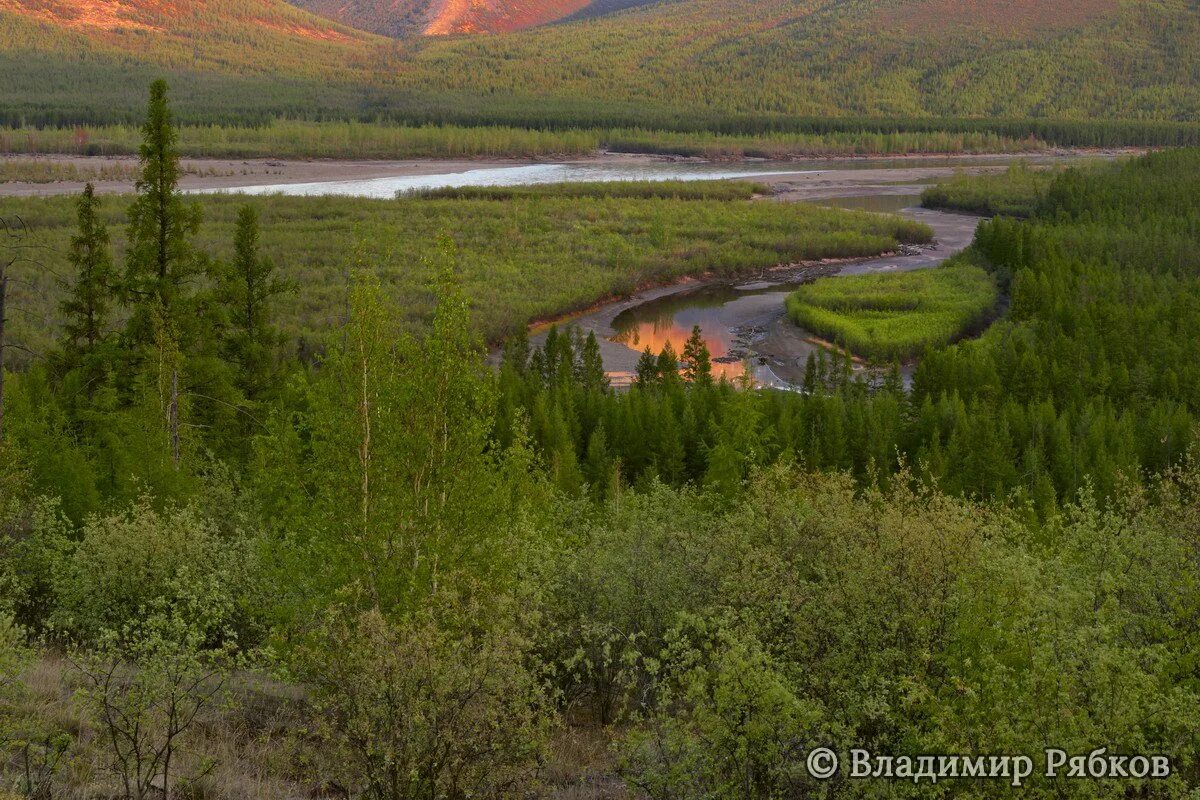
[[1, 0, 1198, 128], [396, 0, 1200, 120]]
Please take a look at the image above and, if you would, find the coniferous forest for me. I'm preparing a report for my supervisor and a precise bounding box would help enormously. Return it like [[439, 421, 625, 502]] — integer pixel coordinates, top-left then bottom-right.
[[2, 0, 1200, 793]]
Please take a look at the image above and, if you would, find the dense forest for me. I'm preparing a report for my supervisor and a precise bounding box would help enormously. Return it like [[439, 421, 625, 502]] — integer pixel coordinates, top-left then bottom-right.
[[2, 0, 1200, 145], [501, 150, 1200, 512], [0, 122, 1056, 161], [2, 83, 1199, 798]]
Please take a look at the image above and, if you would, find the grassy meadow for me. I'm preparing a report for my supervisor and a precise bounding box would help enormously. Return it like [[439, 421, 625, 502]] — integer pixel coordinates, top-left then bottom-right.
[[1, 182, 931, 358], [786, 261, 998, 362]]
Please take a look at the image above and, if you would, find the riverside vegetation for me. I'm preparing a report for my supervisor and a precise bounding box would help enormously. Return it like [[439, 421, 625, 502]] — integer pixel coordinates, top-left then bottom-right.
[[1, 83, 1199, 799], [0, 181, 930, 359], [0, 121, 1055, 161], [785, 261, 999, 361]]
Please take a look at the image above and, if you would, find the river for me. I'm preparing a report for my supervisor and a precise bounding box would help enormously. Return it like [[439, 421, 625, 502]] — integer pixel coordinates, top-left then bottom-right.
[[208, 154, 1067, 198]]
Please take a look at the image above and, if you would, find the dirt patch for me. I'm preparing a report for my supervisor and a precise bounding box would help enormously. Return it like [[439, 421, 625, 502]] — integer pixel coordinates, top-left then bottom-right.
[[425, 0, 593, 35]]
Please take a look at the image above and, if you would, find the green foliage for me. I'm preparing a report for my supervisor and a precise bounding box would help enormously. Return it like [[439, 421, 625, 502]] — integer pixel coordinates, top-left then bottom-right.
[[216, 205, 289, 405], [252, 268, 542, 624], [3, 93, 1200, 799], [58, 183, 115, 373], [52, 499, 258, 646], [786, 261, 999, 361], [0, 120, 1187, 162], [4, 0, 1200, 131], [0, 186, 930, 356], [921, 161, 1061, 217], [122, 80, 208, 354], [597, 467, 1200, 798], [299, 592, 553, 800], [499, 150, 1200, 508], [71, 608, 243, 800], [618, 620, 822, 799], [404, 180, 769, 201]]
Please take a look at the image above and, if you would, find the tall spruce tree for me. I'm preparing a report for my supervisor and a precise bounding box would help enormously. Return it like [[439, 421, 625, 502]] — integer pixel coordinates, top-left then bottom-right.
[[59, 183, 114, 373], [682, 325, 713, 386], [634, 346, 659, 389], [123, 79, 205, 348], [218, 205, 287, 402], [121, 80, 209, 466]]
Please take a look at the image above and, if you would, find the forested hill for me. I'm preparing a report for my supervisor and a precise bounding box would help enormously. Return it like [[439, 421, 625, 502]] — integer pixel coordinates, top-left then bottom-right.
[[397, 0, 1200, 120], [2, 0, 1199, 125], [283, 0, 658, 37]]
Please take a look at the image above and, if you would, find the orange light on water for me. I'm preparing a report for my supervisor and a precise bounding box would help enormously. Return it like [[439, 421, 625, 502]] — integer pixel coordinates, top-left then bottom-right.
[[611, 319, 747, 381]]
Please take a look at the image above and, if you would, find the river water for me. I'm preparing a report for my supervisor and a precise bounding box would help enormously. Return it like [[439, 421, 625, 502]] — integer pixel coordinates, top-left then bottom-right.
[[210, 155, 1056, 199]]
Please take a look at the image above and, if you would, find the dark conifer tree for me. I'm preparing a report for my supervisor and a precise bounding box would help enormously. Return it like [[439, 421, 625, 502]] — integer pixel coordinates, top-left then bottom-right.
[[578, 331, 608, 393], [59, 183, 114, 373], [682, 325, 713, 386], [123, 79, 206, 352], [218, 205, 288, 402], [634, 346, 659, 389]]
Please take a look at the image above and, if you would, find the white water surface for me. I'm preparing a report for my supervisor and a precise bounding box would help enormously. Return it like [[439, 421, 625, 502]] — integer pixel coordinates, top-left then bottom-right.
[[206, 162, 816, 198]]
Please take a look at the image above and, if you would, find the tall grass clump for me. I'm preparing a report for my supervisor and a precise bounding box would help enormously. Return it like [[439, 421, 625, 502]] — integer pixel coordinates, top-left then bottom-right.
[[787, 260, 998, 361]]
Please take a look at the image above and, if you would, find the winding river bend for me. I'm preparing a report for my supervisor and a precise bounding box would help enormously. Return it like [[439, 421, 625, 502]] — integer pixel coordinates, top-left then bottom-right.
[[531, 197, 981, 388], [188, 151, 1094, 388], [207, 152, 1089, 388]]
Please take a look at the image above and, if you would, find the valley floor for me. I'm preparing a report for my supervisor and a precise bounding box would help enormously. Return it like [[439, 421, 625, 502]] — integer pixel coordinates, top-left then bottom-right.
[[0, 149, 1122, 197]]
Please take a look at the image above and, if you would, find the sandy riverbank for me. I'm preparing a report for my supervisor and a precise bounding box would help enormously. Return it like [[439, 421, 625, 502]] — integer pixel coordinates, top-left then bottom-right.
[[0, 149, 1114, 198]]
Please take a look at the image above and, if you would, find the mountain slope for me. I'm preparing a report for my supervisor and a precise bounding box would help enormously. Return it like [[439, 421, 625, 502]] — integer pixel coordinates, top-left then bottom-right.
[[0, 0, 384, 78], [395, 0, 1200, 120], [1, 0, 1197, 125], [284, 0, 655, 36]]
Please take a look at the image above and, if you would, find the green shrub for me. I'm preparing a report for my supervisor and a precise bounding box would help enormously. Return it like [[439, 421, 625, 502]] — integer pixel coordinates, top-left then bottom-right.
[[299, 591, 553, 800], [921, 162, 1058, 217], [52, 501, 257, 645]]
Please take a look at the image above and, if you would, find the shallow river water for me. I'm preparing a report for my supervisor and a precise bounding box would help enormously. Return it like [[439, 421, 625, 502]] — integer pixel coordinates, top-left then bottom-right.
[[212, 155, 1056, 198]]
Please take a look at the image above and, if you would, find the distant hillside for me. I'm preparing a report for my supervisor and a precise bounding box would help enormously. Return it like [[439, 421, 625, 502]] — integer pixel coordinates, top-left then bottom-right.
[[284, 0, 656, 36], [1, 0, 1198, 126], [0, 0, 384, 77], [557, 0, 660, 23], [394, 0, 1200, 120]]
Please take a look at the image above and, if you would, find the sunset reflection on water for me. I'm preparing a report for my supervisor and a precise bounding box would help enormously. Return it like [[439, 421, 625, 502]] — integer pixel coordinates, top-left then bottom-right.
[[610, 311, 748, 382]]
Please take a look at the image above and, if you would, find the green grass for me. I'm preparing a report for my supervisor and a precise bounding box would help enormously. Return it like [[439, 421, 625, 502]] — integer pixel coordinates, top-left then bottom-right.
[[786, 260, 998, 362], [921, 162, 1060, 217], [1, 182, 932, 358]]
